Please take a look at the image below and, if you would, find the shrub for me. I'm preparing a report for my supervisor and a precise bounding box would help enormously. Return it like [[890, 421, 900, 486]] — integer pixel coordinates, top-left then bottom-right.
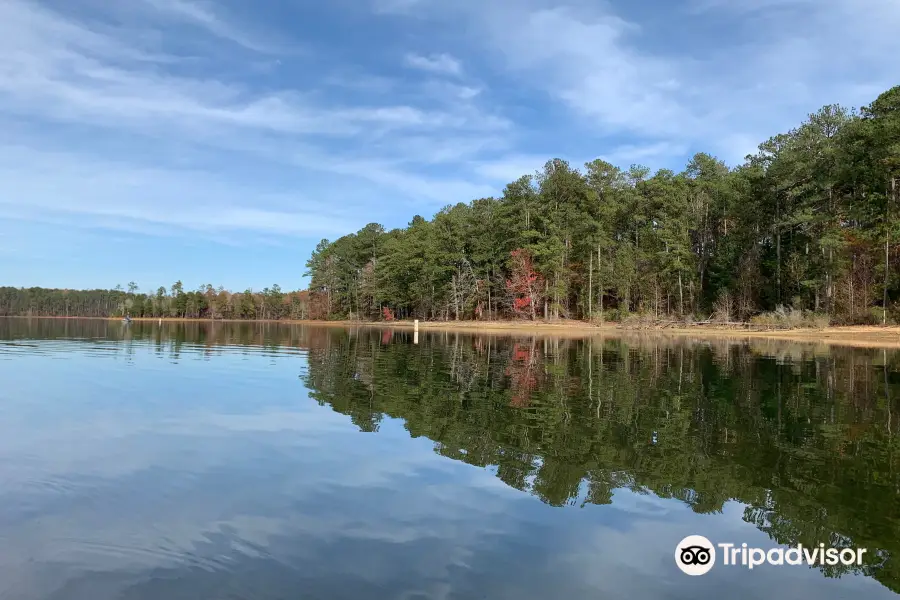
[[749, 305, 830, 329], [620, 312, 658, 328], [604, 308, 628, 323], [712, 290, 734, 323]]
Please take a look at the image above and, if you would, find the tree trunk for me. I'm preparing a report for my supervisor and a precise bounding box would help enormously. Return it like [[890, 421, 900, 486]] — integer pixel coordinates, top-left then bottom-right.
[[487, 275, 491, 321], [554, 272, 559, 320], [599, 285, 604, 323], [597, 245, 603, 322], [887, 177, 896, 325], [544, 280, 548, 320], [776, 194, 782, 305], [588, 251, 593, 319], [654, 281, 659, 319]]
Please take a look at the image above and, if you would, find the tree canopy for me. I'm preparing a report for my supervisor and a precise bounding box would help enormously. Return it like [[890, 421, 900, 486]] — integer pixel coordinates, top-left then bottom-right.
[[306, 86, 900, 324], [0, 284, 310, 320]]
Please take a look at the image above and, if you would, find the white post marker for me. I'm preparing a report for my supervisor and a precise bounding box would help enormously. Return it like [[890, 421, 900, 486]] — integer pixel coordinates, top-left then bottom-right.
[[414, 320, 419, 344]]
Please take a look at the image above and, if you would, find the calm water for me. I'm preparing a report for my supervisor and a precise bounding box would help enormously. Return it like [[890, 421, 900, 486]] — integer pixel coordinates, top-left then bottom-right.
[[1, 318, 898, 600]]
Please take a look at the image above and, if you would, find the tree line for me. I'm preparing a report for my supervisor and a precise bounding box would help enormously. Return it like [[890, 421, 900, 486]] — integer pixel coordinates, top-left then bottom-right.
[[306, 86, 900, 324], [0, 283, 311, 320]]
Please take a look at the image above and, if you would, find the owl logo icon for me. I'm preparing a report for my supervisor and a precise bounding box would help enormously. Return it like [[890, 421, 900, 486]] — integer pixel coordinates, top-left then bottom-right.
[[675, 535, 716, 575]]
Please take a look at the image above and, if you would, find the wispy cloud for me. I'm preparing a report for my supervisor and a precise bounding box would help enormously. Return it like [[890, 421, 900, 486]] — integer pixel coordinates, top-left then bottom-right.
[[134, 0, 286, 53], [0, 0, 512, 248], [404, 52, 463, 77], [379, 0, 900, 163], [0, 2, 467, 141], [598, 141, 690, 166], [0, 144, 355, 238], [688, 0, 816, 13], [472, 155, 547, 183], [470, 140, 688, 184]]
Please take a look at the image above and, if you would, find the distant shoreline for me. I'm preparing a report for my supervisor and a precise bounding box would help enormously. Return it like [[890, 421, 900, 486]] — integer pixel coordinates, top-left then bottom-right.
[[6, 315, 900, 348]]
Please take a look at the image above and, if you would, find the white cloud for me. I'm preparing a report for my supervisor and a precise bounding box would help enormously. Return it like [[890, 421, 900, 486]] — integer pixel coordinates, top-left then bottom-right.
[[471, 141, 690, 184], [404, 52, 463, 77], [378, 0, 900, 164], [0, 0, 501, 141], [688, 0, 817, 13], [288, 152, 499, 207], [0, 144, 356, 238], [324, 72, 397, 94], [598, 142, 690, 167], [0, 4, 467, 141], [0, 0, 520, 244], [419, 80, 485, 105], [134, 0, 286, 53], [472, 155, 547, 182], [490, 7, 693, 137]]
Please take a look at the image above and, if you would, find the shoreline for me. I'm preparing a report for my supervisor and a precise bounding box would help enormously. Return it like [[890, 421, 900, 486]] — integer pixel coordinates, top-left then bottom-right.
[[345, 320, 900, 349], [6, 315, 900, 348]]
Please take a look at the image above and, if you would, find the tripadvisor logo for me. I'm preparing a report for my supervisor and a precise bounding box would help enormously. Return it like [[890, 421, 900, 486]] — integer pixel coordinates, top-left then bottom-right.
[[674, 535, 867, 576]]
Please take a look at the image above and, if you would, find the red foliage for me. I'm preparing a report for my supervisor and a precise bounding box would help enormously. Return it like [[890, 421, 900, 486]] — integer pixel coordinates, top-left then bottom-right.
[[382, 307, 395, 321], [513, 345, 531, 361], [506, 249, 543, 319], [505, 342, 543, 408]]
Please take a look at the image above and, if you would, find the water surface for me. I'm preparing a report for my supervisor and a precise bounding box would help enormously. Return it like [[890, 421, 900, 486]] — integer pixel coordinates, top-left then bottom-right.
[[0, 318, 898, 599]]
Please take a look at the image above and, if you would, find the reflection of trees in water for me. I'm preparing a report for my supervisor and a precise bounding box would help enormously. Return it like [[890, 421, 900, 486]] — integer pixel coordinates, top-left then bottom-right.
[[0, 318, 339, 358], [506, 340, 543, 408], [4, 319, 899, 591], [302, 329, 900, 593]]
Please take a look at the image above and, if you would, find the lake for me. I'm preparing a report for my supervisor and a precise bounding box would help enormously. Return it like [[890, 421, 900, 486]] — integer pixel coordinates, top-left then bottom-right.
[[0, 318, 898, 599]]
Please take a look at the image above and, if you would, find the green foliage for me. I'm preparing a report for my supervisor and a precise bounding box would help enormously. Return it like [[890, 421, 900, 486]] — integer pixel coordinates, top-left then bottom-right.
[[305, 86, 900, 324], [0, 284, 310, 320]]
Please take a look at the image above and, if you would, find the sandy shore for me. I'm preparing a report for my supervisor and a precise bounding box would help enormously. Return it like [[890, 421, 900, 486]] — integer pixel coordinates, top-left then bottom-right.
[[342, 320, 900, 348], [8, 316, 900, 348]]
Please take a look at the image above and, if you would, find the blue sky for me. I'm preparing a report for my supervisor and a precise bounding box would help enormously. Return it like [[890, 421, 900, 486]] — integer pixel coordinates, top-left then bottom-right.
[[1, 0, 897, 292]]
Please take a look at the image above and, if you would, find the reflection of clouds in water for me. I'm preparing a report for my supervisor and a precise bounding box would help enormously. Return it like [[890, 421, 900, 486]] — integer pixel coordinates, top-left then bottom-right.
[[0, 407, 349, 490], [1, 340, 896, 600], [10, 457, 887, 600], [0, 389, 535, 599], [0, 347, 336, 492], [607, 488, 678, 517], [550, 496, 894, 600]]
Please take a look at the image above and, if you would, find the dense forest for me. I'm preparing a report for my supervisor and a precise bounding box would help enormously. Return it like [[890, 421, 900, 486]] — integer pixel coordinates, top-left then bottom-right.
[[306, 86, 900, 324], [0, 283, 310, 320]]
